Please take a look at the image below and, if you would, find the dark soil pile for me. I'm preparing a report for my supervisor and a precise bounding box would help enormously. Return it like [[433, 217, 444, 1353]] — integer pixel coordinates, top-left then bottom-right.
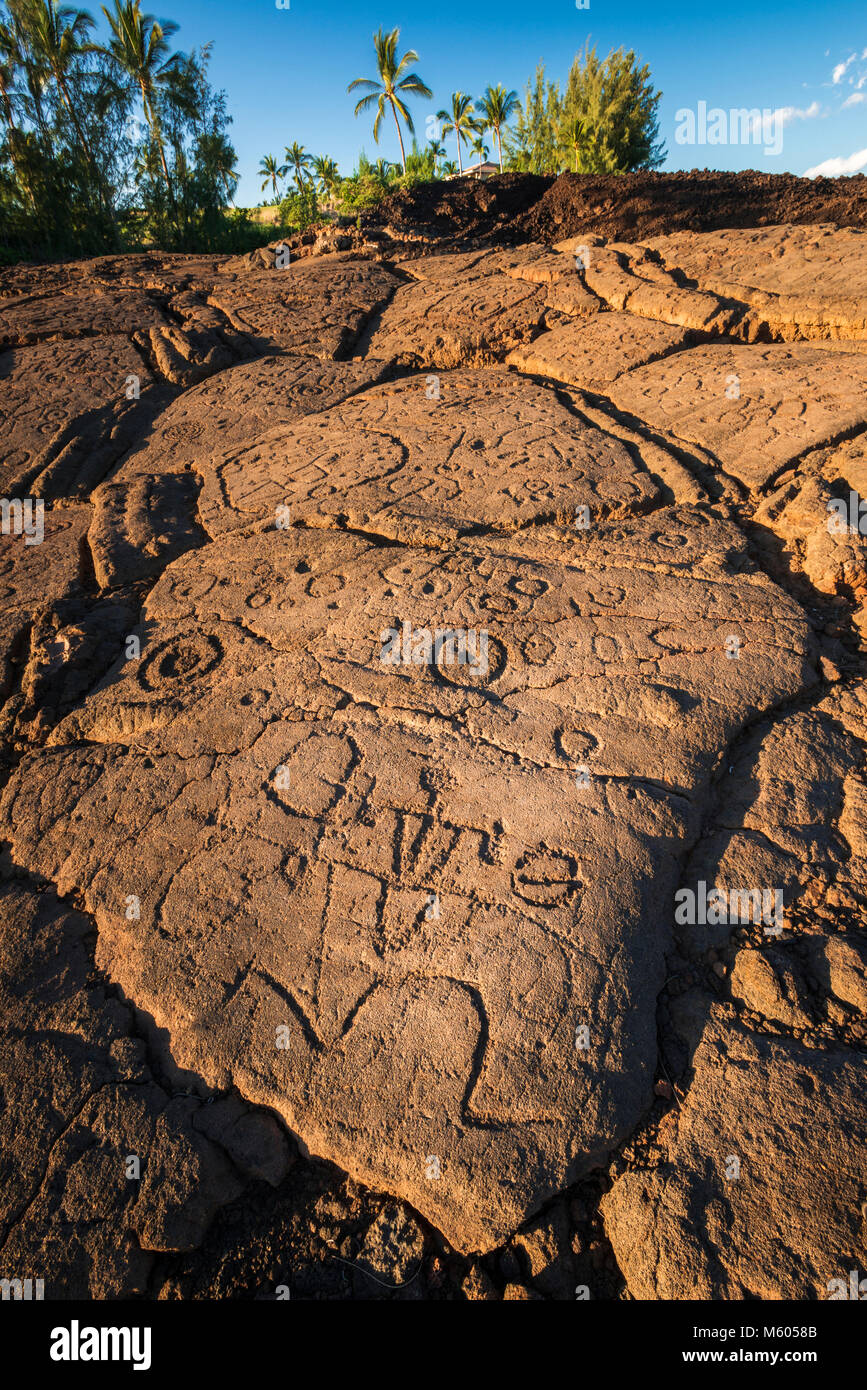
[[365, 172, 552, 243], [513, 169, 867, 243], [366, 170, 867, 249]]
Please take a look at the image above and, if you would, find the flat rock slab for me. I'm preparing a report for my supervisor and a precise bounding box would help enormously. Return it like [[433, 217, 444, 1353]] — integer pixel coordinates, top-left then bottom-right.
[[2, 510, 813, 1252], [0, 882, 290, 1297], [601, 1011, 867, 1298], [208, 258, 401, 358], [643, 224, 867, 341], [198, 369, 662, 544], [556, 240, 742, 336], [89, 355, 392, 588], [672, 678, 867, 963], [0, 287, 167, 347], [0, 336, 156, 497], [605, 343, 867, 490], [0, 503, 91, 697], [507, 312, 691, 391], [358, 266, 547, 368]]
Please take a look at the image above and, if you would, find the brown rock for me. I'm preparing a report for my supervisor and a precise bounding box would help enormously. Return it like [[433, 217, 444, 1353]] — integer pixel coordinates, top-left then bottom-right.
[[602, 1011, 867, 1299]]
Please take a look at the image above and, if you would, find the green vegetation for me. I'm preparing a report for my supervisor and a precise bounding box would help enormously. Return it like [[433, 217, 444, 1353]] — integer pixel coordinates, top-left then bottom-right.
[[347, 26, 432, 175], [0, 0, 256, 260], [437, 91, 481, 175], [0, 4, 665, 262], [507, 45, 665, 174]]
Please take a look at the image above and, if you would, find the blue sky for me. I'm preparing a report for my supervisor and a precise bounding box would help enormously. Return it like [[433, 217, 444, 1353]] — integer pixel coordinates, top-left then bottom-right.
[[119, 0, 867, 204]]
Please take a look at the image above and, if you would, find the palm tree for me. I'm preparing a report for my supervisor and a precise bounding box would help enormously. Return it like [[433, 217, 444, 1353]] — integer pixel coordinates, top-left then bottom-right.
[[198, 130, 238, 204], [259, 152, 283, 197], [436, 92, 480, 175], [470, 133, 489, 173], [348, 26, 432, 175], [26, 0, 122, 241], [564, 114, 591, 173], [369, 156, 394, 189], [312, 153, 340, 203], [23, 3, 94, 164], [427, 137, 445, 163], [284, 140, 312, 191], [99, 0, 185, 224], [440, 158, 457, 178], [0, 15, 37, 209], [477, 83, 520, 172]]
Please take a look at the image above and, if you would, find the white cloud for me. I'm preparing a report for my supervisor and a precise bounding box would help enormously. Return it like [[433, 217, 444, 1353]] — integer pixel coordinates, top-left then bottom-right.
[[832, 52, 857, 83], [780, 100, 822, 124], [842, 92, 866, 107], [804, 146, 867, 177], [741, 101, 823, 142]]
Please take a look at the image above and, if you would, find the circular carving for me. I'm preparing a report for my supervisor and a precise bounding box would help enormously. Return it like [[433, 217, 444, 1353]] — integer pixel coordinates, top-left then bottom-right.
[[433, 633, 507, 689], [138, 632, 221, 692]]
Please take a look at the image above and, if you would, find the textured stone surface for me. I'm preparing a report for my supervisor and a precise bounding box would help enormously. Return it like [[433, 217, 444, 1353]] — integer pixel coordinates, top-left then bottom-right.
[[197, 368, 662, 544], [0, 882, 270, 1297], [506, 311, 691, 391], [358, 264, 547, 367], [0, 336, 157, 497], [0, 503, 91, 699], [0, 286, 166, 347], [88, 354, 391, 588], [643, 224, 867, 341], [605, 344, 867, 490], [1, 224, 865, 1295], [1, 506, 813, 1252], [601, 1011, 867, 1299], [208, 258, 401, 358]]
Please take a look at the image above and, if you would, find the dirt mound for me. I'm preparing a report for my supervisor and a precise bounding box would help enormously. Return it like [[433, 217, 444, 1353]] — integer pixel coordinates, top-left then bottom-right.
[[366, 172, 552, 244], [515, 170, 867, 244], [361, 170, 867, 251]]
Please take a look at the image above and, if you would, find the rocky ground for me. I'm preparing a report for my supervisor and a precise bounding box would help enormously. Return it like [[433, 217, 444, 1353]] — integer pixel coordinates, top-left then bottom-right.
[[1, 172, 866, 1300]]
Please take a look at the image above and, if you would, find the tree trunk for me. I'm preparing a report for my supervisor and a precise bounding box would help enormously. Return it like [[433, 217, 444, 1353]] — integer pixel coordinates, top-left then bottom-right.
[[497, 127, 503, 172], [456, 128, 463, 174], [0, 87, 37, 210], [57, 68, 120, 247], [389, 97, 407, 173], [142, 82, 180, 229]]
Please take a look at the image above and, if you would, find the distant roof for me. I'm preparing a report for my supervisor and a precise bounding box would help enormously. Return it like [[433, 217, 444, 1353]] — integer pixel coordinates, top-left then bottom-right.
[[448, 162, 500, 179]]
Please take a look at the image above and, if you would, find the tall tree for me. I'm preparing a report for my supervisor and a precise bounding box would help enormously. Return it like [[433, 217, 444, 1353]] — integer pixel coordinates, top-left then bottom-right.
[[469, 132, 488, 172], [563, 113, 588, 172], [558, 44, 665, 172], [258, 150, 282, 196], [98, 0, 185, 222], [311, 152, 339, 201], [197, 127, 236, 204], [348, 26, 431, 175], [0, 12, 37, 207], [506, 64, 560, 173], [22, 2, 91, 159], [477, 83, 519, 172], [283, 138, 311, 191], [22, 0, 122, 235], [436, 91, 479, 175]]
